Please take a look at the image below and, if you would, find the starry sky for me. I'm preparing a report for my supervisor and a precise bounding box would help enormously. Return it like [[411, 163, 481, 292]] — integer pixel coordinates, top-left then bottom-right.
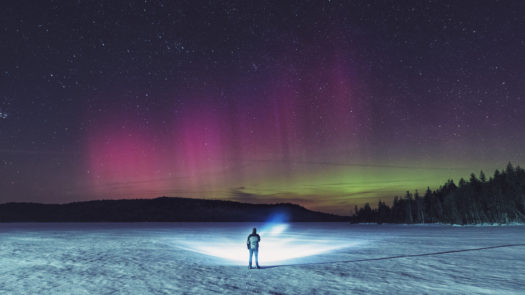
[[1, 1, 524, 215]]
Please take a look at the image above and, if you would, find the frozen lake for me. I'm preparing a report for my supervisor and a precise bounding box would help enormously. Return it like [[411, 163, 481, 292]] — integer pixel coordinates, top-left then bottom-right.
[[1, 223, 524, 294]]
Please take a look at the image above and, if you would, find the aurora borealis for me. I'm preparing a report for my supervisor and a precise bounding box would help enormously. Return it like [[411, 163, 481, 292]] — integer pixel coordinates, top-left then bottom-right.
[[1, 1, 524, 214]]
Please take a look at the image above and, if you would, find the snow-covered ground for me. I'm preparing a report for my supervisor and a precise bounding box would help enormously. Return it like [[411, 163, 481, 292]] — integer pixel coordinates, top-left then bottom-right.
[[0, 223, 524, 294]]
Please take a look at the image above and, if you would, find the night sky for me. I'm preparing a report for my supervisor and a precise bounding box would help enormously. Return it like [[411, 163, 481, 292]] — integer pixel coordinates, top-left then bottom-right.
[[1, 1, 524, 214]]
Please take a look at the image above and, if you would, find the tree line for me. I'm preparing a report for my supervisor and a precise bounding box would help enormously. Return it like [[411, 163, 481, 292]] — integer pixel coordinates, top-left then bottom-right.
[[351, 163, 525, 224]]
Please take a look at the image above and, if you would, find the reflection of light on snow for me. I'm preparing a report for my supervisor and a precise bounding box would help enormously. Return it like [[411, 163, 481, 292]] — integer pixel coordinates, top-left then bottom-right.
[[263, 224, 288, 236], [259, 213, 289, 236], [175, 223, 360, 264]]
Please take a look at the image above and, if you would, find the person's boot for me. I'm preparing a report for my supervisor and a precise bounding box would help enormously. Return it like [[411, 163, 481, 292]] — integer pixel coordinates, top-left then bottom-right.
[[248, 265, 252, 269], [256, 265, 260, 269]]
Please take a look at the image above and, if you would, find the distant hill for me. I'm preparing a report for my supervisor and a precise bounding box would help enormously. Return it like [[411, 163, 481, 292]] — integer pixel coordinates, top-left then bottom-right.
[[0, 197, 348, 222]]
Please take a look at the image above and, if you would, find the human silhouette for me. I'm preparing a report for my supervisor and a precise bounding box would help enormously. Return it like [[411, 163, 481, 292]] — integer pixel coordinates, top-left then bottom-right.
[[246, 227, 261, 269]]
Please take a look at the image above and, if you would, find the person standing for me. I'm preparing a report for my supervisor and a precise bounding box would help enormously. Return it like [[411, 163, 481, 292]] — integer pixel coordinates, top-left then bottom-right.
[[247, 227, 261, 269]]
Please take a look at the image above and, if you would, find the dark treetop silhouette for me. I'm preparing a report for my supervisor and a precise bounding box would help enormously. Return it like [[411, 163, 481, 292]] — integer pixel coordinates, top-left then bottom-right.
[[352, 163, 525, 225]]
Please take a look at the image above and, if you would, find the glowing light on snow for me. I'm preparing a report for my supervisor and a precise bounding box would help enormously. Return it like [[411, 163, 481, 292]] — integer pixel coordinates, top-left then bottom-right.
[[259, 212, 289, 236], [265, 224, 288, 236], [175, 223, 360, 264]]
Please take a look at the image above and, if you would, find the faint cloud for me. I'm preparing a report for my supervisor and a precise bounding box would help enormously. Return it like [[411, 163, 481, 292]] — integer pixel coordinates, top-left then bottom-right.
[[242, 159, 468, 170], [229, 188, 313, 205]]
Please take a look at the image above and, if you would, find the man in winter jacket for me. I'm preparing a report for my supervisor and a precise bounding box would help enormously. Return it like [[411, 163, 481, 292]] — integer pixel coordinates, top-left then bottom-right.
[[247, 228, 261, 269]]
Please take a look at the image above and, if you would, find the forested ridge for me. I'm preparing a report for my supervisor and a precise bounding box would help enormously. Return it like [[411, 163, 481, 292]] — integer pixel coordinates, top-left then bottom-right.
[[352, 163, 525, 224], [0, 197, 346, 222]]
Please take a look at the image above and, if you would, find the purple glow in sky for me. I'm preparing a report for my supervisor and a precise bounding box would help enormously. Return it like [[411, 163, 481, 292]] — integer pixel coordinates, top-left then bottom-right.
[[1, 1, 524, 214]]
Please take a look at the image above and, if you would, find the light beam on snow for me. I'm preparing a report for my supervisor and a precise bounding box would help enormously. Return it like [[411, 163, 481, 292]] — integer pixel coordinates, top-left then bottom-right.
[[174, 223, 360, 264], [259, 212, 289, 236]]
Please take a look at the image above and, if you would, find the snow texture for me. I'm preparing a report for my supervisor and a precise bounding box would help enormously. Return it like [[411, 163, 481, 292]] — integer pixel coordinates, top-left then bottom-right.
[[0, 223, 524, 294]]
